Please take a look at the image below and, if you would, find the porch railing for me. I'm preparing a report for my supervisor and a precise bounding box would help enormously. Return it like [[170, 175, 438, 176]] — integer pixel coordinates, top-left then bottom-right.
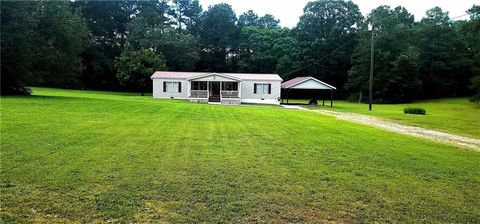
[[190, 90, 208, 98], [221, 91, 239, 98]]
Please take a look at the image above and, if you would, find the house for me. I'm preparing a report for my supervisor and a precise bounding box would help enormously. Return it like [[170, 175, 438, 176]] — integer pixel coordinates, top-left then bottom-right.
[[151, 71, 283, 105]]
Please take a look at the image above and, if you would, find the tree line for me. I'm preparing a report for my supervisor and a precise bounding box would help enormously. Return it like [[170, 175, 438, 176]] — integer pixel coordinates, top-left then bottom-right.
[[1, 0, 479, 102]]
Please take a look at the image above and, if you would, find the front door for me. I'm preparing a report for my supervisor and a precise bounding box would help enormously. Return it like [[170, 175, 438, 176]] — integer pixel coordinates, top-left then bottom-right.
[[209, 82, 220, 97], [208, 82, 221, 102]]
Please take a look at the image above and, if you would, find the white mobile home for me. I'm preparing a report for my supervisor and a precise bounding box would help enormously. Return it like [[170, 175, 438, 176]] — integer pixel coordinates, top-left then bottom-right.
[[151, 71, 283, 105]]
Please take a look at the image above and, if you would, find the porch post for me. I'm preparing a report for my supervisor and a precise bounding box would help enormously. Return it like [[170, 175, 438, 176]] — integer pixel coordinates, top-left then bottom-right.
[[207, 81, 210, 99], [238, 81, 242, 100], [220, 81, 223, 102]]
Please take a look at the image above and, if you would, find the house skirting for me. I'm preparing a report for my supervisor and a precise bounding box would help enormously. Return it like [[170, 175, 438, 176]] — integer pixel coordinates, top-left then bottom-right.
[[221, 98, 241, 105], [188, 98, 208, 103], [188, 98, 240, 105], [240, 98, 280, 105]]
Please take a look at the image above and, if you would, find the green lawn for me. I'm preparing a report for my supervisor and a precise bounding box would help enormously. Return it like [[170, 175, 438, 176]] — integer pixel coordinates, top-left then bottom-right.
[[1, 88, 479, 223], [290, 98, 480, 138]]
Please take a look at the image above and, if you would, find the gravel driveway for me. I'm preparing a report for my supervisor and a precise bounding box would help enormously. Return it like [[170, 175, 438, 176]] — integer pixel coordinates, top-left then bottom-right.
[[281, 105, 480, 151]]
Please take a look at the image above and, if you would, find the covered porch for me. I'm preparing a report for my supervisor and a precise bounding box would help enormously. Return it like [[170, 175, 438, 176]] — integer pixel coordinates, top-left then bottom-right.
[[187, 73, 241, 104]]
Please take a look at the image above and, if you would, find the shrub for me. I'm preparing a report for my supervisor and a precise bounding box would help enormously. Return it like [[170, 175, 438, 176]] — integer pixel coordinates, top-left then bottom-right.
[[404, 107, 426, 115]]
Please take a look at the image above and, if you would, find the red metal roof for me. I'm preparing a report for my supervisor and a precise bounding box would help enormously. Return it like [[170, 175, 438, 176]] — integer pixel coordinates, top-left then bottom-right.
[[281, 76, 336, 89], [151, 71, 283, 81], [281, 77, 310, 89]]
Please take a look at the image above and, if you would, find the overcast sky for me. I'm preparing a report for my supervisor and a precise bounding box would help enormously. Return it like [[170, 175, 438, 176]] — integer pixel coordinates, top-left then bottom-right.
[[199, 0, 477, 27]]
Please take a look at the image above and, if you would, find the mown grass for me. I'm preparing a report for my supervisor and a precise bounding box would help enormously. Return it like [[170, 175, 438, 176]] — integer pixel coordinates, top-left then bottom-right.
[[290, 98, 480, 138], [1, 88, 479, 223]]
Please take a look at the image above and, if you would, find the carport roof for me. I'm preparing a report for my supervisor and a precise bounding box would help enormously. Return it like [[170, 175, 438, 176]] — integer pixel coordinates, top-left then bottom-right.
[[281, 76, 336, 90]]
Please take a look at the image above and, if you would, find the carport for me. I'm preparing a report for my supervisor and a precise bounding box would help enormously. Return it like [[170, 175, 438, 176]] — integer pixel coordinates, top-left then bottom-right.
[[281, 76, 336, 107]]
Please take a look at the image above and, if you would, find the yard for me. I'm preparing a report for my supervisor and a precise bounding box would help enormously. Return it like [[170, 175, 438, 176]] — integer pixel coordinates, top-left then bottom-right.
[[290, 98, 480, 138], [1, 88, 479, 223]]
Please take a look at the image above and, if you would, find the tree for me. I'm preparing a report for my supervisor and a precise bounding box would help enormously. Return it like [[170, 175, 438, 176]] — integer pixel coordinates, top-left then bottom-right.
[[345, 6, 419, 103], [416, 7, 473, 98], [154, 29, 200, 71], [115, 49, 167, 95], [73, 0, 136, 90], [128, 11, 200, 71], [385, 47, 420, 102], [238, 10, 259, 28], [258, 14, 280, 29], [1, 1, 89, 94], [32, 1, 90, 88], [197, 3, 239, 72], [135, 0, 175, 32], [470, 76, 480, 102], [238, 10, 280, 29], [460, 5, 480, 102], [296, 0, 363, 92], [172, 0, 202, 31], [238, 26, 300, 77], [1, 1, 37, 95], [127, 0, 176, 49]]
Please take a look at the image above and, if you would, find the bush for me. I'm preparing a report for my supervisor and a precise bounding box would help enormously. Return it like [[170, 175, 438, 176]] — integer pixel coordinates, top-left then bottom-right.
[[404, 107, 426, 115]]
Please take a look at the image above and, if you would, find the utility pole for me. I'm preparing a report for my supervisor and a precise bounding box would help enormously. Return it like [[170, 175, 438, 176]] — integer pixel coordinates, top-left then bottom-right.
[[369, 10, 375, 111]]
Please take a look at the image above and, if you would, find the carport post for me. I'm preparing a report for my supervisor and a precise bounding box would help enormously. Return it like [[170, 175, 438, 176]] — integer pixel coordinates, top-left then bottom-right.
[[281, 89, 283, 104], [322, 91, 325, 106], [330, 89, 333, 107], [286, 89, 289, 104]]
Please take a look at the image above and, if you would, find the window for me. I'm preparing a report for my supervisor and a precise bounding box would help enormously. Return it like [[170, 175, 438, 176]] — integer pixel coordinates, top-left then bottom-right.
[[191, 81, 207, 90], [222, 82, 238, 91], [163, 81, 181, 93], [254, 83, 271, 94]]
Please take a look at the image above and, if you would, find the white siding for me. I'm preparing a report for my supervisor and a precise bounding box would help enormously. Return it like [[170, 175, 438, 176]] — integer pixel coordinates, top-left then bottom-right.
[[153, 79, 189, 99], [152, 78, 282, 105], [240, 80, 281, 105]]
